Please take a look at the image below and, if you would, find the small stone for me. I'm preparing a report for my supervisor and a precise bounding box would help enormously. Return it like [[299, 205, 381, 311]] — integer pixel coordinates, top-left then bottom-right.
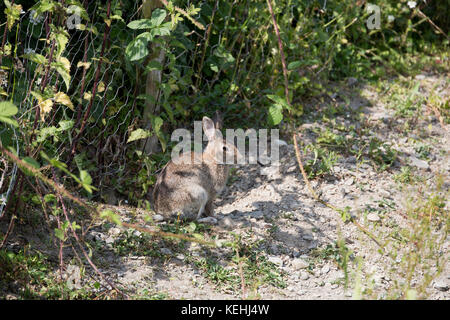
[[308, 242, 318, 250], [198, 217, 218, 225], [160, 248, 172, 255], [434, 280, 449, 292], [132, 230, 142, 237], [321, 265, 330, 275], [300, 272, 310, 280], [292, 250, 301, 258], [153, 214, 164, 222], [108, 227, 121, 236], [291, 258, 309, 270], [379, 189, 391, 198], [302, 234, 314, 241], [367, 213, 380, 222], [176, 254, 185, 260], [268, 256, 283, 266], [260, 165, 282, 181], [345, 177, 354, 186], [409, 156, 429, 170], [347, 77, 358, 86], [346, 156, 357, 164], [220, 216, 233, 228], [249, 211, 264, 219]]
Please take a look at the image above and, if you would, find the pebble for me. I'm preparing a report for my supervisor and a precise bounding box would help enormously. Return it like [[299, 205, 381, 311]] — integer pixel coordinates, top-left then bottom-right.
[[291, 258, 309, 270], [260, 165, 282, 181], [268, 256, 283, 266], [108, 227, 121, 236], [220, 216, 234, 228], [345, 177, 354, 186], [378, 189, 391, 198], [300, 272, 310, 280], [302, 234, 314, 241], [153, 214, 164, 222], [434, 280, 449, 292], [249, 211, 264, 219], [198, 217, 218, 224], [160, 248, 172, 255], [321, 265, 330, 275], [176, 254, 185, 260], [409, 156, 430, 170], [367, 213, 381, 222]]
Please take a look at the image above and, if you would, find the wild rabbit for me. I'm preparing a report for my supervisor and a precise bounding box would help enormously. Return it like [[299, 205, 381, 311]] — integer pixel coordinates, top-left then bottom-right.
[[152, 113, 242, 221]]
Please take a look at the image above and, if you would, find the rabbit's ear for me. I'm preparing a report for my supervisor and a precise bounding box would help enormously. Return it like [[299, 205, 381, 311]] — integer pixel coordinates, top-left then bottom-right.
[[213, 110, 222, 130], [203, 116, 216, 140]]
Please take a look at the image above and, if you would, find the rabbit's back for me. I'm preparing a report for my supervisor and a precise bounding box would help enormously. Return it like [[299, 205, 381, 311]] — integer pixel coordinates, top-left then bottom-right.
[[152, 152, 218, 218]]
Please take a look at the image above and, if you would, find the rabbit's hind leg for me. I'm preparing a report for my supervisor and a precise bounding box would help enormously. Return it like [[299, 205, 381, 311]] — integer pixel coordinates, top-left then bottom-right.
[[188, 186, 208, 220]]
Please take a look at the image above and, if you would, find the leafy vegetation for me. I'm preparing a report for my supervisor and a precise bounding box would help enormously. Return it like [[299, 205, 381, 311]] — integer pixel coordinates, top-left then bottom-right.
[[0, 0, 448, 299]]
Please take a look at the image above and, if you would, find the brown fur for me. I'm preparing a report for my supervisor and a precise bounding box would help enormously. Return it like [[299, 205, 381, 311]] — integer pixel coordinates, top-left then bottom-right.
[[152, 116, 241, 220]]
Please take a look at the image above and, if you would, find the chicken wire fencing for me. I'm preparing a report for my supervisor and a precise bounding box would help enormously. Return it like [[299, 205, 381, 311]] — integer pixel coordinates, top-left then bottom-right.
[[0, 0, 283, 216]]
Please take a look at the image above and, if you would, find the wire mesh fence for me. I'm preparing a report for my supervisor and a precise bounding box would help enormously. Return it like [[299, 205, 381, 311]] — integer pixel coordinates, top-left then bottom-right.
[[0, 0, 286, 213]]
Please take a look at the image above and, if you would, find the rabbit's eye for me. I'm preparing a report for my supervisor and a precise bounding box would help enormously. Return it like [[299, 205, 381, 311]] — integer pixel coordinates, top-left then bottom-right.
[[223, 146, 228, 152]]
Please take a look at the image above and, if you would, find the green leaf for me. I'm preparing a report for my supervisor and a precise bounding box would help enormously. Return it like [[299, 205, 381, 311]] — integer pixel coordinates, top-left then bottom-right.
[[0, 101, 18, 127], [213, 46, 235, 63], [79, 170, 92, 185], [21, 156, 41, 176], [0, 116, 18, 127], [0, 101, 18, 117], [152, 116, 163, 135], [287, 60, 302, 70], [127, 128, 151, 143], [152, 116, 166, 152], [268, 104, 283, 126], [79, 170, 94, 193], [151, 8, 167, 27], [266, 94, 291, 110], [54, 228, 66, 241], [100, 209, 122, 226], [52, 57, 71, 90], [125, 34, 152, 61], [23, 52, 47, 65], [209, 63, 219, 72], [145, 60, 163, 73], [127, 19, 153, 29], [44, 194, 57, 204], [57, 120, 74, 132]]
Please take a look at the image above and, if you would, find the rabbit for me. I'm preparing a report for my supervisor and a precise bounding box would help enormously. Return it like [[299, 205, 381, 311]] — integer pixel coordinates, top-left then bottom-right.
[[152, 113, 242, 222]]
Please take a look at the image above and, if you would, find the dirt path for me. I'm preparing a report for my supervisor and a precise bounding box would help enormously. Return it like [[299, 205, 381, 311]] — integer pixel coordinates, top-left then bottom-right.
[[91, 72, 449, 300]]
